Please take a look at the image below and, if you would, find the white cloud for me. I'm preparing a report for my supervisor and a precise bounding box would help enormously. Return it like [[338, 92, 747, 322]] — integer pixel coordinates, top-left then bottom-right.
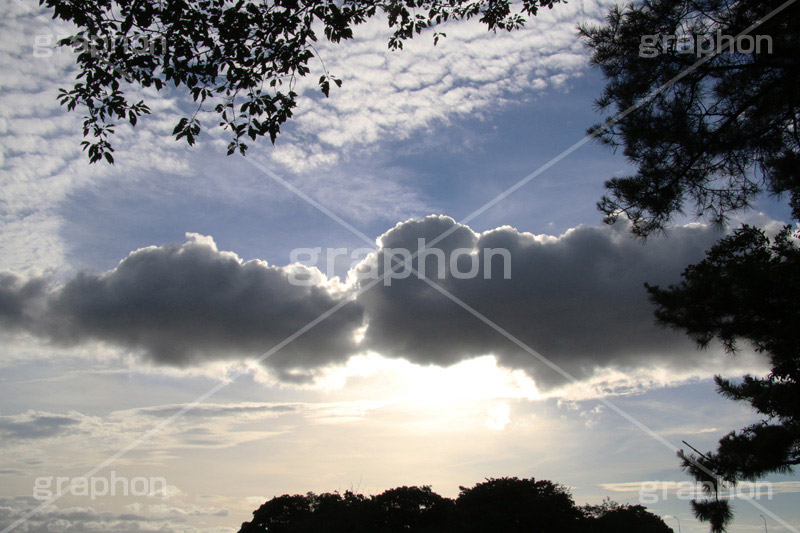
[[486, 403, 511, 431], [271, 1, 617, 171], [0, 497, 234, 533]]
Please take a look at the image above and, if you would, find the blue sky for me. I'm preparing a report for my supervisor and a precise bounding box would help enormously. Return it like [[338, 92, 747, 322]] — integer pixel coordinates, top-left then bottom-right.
[[0, 0, 798, 531]]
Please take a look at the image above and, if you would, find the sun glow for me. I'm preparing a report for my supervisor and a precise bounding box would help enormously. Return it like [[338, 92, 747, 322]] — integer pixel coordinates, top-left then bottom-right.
[[315, 353, 541, 408]]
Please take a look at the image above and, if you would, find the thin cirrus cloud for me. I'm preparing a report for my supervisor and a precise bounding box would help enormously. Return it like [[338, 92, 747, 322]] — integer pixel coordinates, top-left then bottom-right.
[[0, 498, 230, 533], [0, 411, 84, 440], [0, 215, 764, 390]]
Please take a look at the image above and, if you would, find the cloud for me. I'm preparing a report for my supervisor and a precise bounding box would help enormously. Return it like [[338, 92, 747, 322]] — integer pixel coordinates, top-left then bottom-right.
[[0, 400, 386, 459], [357, 215, 731, 389], [0, 274, 49, 328], [129, 402, 299, 420], [270, 0, 618, 171], [0, 0, 617, 278], [0, 411, 83, 440], [0, 0, 200, 275], [0, 233, 365, 382], [0, 498, 231, 533], [0, 216, 767, 391], [486, 403, 511, 431], [122, 400, 387, 427]]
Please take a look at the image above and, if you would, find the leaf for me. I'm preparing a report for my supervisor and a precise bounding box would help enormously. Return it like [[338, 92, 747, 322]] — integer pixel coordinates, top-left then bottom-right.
[[48, 0, 563, 161]]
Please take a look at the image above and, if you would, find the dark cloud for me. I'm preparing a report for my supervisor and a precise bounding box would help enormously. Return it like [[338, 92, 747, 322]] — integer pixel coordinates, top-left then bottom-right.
[[0, 412, 82, 440], [0, 234, 364, 382], [358, 216, 726, 388], [0, 217, 742, 389], [0, 274, 48, 329]]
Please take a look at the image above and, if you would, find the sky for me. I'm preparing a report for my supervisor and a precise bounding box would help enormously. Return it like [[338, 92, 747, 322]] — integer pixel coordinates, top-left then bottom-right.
[[0, 0, 798, 531]]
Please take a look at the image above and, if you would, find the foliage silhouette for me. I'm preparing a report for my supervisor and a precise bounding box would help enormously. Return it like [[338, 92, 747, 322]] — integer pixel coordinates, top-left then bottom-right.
[[454, 477, 584, 532], [583, 498, 677, 533], [371, 485, 454, 531], [238, 477, 673, 532], [42, 0, 562, 163], [581, 0, 800, 238], [583, 0, 800, 529], [649, 225, 800, 532]]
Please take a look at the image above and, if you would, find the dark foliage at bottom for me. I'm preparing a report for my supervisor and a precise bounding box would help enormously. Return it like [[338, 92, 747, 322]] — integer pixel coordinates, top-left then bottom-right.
[[238, 477, 673, 532]]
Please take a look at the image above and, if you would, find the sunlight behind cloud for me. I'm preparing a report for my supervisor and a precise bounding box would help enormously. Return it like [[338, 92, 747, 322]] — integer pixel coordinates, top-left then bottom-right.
[[486, 403, 511, 431], [314, 353, 540, 407]]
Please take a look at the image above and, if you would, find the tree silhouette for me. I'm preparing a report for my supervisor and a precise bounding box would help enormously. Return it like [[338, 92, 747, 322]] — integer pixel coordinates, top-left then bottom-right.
[[454, 477, 584, 532], [648, 225, 800, 532], [582, 0, 800, 529], [580, 0, 800, 238], [237, 477, 672, 532], [687, 499, 733, 533], [42, 0, 562, 163], [238, 491, 371, 533], [583, 498, 674, 533], [371, 485, 454, 531]]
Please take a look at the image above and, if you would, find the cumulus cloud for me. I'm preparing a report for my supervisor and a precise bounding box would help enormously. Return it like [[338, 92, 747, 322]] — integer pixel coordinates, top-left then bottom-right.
[[0, 233, 364, 382], [358, 215, 730, 388], [0, 216, 765, 390]]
